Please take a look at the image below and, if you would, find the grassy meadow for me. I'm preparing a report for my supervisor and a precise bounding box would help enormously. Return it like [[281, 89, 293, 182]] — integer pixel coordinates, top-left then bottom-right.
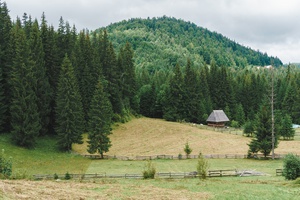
[[1, 117, 300, 199]]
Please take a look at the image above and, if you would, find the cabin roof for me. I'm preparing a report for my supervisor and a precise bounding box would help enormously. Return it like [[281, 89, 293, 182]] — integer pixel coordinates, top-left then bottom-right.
[[206, 110, 229, 122]]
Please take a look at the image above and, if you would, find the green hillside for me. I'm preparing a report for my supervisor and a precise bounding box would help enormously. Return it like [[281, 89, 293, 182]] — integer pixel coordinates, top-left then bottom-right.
[[98, 16, 282, 72]]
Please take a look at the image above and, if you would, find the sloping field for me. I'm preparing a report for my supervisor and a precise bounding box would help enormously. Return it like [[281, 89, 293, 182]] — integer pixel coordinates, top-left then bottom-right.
[[74, 117, 300, 156]]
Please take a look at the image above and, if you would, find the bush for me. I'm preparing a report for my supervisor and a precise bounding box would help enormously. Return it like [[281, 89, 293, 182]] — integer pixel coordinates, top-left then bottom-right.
[[283, 153, 300, 180], [64, 172, 71, 180], [197, 152, 209, 180], [0, 149, 12, 179], [142, 160, 156, 179], [178, 153, 182, 160], [184, 142, 192, 159], [54, 173, 59, 180]]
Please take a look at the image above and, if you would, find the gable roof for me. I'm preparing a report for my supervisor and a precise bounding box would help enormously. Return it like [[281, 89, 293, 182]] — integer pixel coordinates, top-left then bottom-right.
[[206, 110, 229, 122]]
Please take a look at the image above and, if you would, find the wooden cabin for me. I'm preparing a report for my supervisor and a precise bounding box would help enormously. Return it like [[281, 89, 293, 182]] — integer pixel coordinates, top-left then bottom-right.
[[206, 110, 229, 128]]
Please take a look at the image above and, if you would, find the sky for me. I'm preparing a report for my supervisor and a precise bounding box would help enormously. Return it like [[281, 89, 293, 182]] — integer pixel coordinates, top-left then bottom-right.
[[5, 0, 300, 64]]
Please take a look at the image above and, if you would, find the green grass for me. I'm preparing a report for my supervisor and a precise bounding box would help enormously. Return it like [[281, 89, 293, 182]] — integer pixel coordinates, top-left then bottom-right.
[[0, 133, 91, 177], [86, 158, 283, 175]]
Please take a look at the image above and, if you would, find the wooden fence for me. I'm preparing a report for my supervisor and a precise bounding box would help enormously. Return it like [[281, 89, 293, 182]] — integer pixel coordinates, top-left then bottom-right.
[[33, 169, 260, 180], [82, 153, 293, 160]]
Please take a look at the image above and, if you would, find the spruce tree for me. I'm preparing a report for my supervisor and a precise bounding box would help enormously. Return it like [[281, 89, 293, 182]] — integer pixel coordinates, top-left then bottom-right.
[[183, 58, 201, 123], [10, 20, 41, 148], [55, 55, 84, 151], [0, 67, 5, 132], [0, 1, 12, 132], [248, 101, 279, 157], [163, 63, 184, 121], [280, 114, 295, 140], [87, 78, 113, 159], [29, 19, 52, 135], [118, 42, 137, 111]]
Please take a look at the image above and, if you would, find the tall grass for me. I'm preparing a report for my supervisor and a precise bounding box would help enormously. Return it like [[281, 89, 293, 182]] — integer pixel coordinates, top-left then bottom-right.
[[0, 133, 91, 177]]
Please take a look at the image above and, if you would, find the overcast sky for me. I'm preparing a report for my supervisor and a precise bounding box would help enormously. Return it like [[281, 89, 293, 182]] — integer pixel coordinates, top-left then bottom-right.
[[5, 0, 300, 64]]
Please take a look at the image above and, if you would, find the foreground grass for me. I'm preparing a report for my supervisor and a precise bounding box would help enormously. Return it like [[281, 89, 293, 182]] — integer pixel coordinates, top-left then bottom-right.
[[0, 133, 91, 178], [86, 158, 283, 175], [2, 175, 300, 200]]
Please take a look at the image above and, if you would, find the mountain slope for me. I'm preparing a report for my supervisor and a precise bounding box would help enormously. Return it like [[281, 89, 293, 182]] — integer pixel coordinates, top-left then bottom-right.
[[97, 16, 282, 72]]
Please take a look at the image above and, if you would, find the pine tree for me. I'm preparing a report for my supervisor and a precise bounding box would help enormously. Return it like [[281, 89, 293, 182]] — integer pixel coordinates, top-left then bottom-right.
[[29, 19, 52, 135], [182, 58, 201, 123], [40, 15, 59, 135], [9, 20, 41, 148], [0, 1, 12, 132], [55, 55, 84, 151], [280, 114, 295, 140], [87, 78, 113, 159], [163, 63, 184, 121], [248, 101, 279, 157], [0, 67, 5, 132], [118, 42, 137, 111]]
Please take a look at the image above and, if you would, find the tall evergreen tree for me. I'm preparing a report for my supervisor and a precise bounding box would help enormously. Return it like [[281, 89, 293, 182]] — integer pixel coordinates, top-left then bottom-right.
[[0, 67, 5, 132], [163, 63, 184, 121], [40, 15, 59, 134], [55, 55, 84, 151], [182, 58, 201, 123], [280, 114, 295, 140], [118, 42, 138, 111], [0, 1, 12, 132], [87, 78, 113, 159], [248, 101, 279, 157], [10, 20, 41, 148], [29, 19, 52, 135]]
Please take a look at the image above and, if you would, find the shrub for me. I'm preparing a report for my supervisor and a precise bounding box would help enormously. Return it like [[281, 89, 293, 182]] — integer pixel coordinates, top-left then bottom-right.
[[184, 142, 192, 159], [142, 160, 156, 179], [283, 153, 300, 180], [54, 173, 59, 180], [178, 153, 182, 160], [197, 152, 209, 180], [0, 149, 12, 179], [231, 120, 239, 128], [64, 172, 71, 180]]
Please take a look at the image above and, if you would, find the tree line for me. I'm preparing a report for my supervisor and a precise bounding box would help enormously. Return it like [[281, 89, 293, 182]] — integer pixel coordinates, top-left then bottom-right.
[[0, 1, 137, 154]]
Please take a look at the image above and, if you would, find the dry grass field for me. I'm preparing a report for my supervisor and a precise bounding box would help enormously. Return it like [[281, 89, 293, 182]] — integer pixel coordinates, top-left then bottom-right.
[[74, 117, 300, 156], [2, 117, 300, 200]]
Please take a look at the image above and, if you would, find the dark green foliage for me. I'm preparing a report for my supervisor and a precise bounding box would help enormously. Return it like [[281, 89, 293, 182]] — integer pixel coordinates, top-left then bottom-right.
[[0, 1, 12, 132], [182, 59, 202, 123], [118, 42, 138, 112], [283, 154, 300, 180], [279, 114, 295, 140], [10, 20, 41, 148], [54, 173, 58, 180], [0, 150, 12, 178], [29, 19, 52, 135], [87, 79, 113, 159], [64, 172, 71, 180], [248, 101, 279, 157], [234, 103, 246, 126], [163, 63, 184, 121], [142, 160, 156, 179], [139, 84, 155, 117], [243, 121, 254, 137], [55, 55, 84, 151], [0, 67, 5, 132]]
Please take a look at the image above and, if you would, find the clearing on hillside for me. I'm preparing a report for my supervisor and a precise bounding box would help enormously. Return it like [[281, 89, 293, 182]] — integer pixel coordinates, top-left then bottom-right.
[[73, 117, 300, 157]]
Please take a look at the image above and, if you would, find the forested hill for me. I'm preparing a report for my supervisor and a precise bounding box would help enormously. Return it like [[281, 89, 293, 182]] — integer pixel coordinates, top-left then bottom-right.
[[97, 16, 282, 72]]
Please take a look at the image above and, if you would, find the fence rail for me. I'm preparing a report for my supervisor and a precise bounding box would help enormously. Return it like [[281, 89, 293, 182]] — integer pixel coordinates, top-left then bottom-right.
[[82, 153, 295, 160], [34, 169, 268, 180]]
